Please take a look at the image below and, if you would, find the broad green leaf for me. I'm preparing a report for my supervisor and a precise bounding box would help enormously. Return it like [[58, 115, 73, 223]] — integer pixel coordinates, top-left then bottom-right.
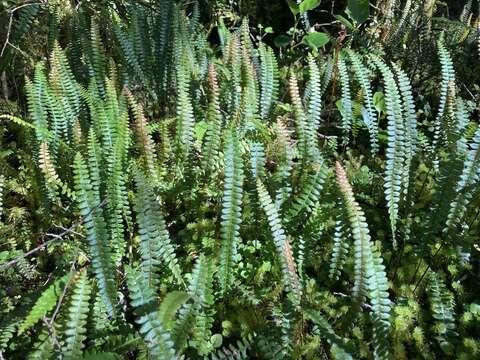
[[286, 0, 299, 15], [347, 0, 370, 24], [299, 0, 321, 13], [302, 32, 330, 49]]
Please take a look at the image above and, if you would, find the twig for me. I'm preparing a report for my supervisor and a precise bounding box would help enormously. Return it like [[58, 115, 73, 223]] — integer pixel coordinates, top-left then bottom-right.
[[0, 199, 107, 271], [49, 258, 78, 326], [42, 317, 63, 358], [0, 2, 42, 59]]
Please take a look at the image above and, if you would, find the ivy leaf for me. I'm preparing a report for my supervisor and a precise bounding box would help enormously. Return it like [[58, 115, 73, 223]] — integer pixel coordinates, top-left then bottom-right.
[[347, 0, 370, 23], [299, 0, 321, 13], [302, 32, 330, 49]]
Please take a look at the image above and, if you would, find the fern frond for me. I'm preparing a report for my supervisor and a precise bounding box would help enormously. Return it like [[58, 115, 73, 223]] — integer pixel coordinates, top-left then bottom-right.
[[338, 54, 353, 145], [202, 63, 223, 170], [445, 126, 480, 232], [306, 54, 322, 151], [305, 309, 353, 359], [173, 255, 214, 352], [335, 161, 391, 359], [256, 179, 302, 304], [433, 40, 456, 156], [218, 130, 244, 293], [18, 274, 70, 334], [372, 57, 407, 247], [126, 267, 178, 359], [289, 72, 315, 161], [287, 162, 328, 219], [73, 153, 117, 316], [175, 51, 195, 156], [62, 269, 91, 359], [124, 87, 157, 178], [347, 50, 378, 152], [428, 271, 457, 352], [259, 44, 279, 119], [134, 170, 183, 286], [249, 142, 266, 181], [329, 210, 351, 281]]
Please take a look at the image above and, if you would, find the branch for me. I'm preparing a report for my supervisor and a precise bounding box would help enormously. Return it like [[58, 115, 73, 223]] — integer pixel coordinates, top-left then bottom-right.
[[0, 199, 107, 271], [0, 2, 43, 59]]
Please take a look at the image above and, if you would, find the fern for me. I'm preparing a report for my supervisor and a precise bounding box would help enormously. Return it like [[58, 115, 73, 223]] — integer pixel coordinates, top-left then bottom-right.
[[134, 170, 183, 286], [305, 309, 353, 359], [173, 255, 214, 352], [289, 71, 315, 161], [256, 179, 302, 304], [433, 39, 456, 156], [202, 63, 223, 170], [218, 129, 244, 293], [335, 161, 391, 360], [287, 162, 328, 219], [445, 125, 480, 232], [306, 54, 322, 152], [372, 56, 408, 247], [249, 142, 266, 181], [126, 267, 178, 359], [328, 210, 351, 281], [347, 50, 378, 152], [124, 87, 158, 178], [0, 174, 4, 219], [18, 274, 70, 334], [62, 269, 91, 359], [338, 53, 353, 145], [428, 271, 457, 353], [73, 153, 117, 316], [259, 44, 279, 119], [175, 51, 195, 156]]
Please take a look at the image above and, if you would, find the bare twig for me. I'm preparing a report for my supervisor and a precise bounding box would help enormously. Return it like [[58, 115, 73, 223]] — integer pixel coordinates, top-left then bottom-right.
[[49, 258, 78, 326], [42, 317, 63, 358], [0, 199, 107, 271], [0, 2, 42, 59]]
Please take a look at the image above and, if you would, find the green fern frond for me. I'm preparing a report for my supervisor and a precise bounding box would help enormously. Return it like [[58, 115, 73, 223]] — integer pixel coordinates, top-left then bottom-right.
[[73, 153, 117, 316], [134, 170, 183, 286], [126, 267, 178, 360], [305, 309, 353, 359], [287, 162, 328, 219], [202, 63, 223, 170], [218, 129, 244, 293], [249, 142, 266, 182], [175, 51, 196, 156], [347, 50, 378, 152], [306, 54, 322, 152], [173, 255, 214, 352], [259, 44, 279, 119], [338, 53, 353, 145], [335, 161, 391, 360], [256, 179, 302, 304], [329, 210, 351, 281], [428, 271, 457, 353], [18, 273, 70, 334], [124, 87, 158, 178], [445, 126, 480, 232], [62, 269, 91, 359], [433, 40, 456, 157], [372, 57, 408, 247]]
